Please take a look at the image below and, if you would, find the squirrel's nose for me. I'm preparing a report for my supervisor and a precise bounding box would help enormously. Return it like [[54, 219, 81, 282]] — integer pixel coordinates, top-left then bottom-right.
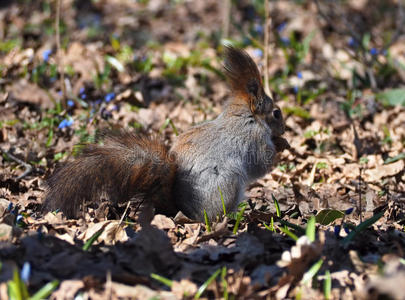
[[272, 108, 282, 120]]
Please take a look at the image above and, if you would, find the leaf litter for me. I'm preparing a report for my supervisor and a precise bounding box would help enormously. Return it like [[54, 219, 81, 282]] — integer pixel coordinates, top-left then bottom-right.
[[0, 0, 404, 299]]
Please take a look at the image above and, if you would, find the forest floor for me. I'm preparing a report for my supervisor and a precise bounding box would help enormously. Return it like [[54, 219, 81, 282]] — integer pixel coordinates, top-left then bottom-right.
[[0, 0, 404, 299]]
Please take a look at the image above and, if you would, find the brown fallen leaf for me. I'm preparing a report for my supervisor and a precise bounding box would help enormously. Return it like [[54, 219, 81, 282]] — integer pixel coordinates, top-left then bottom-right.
[[78, 220, 128, 245], [50, 280, 85, 300], [8, 80, 54, 108], [151, 214, 176, 230], [364, 160, 404, 181], [171, 279, 198, 298]]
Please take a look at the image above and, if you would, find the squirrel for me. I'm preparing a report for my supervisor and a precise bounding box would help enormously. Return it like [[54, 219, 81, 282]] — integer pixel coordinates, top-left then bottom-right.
[[43, 46, 290, 221]]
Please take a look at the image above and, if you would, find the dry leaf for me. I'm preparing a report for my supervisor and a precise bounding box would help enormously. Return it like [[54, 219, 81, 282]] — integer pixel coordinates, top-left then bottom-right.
[[365, 160, 404, 181], [78, 220, 128, 245]]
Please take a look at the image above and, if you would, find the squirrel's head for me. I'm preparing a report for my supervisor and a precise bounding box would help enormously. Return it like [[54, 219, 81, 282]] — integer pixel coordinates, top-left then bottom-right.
[[223, 46, 284, 136]]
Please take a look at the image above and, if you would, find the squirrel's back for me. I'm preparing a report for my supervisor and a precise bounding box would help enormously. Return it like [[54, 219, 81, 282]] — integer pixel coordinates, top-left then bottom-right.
[[43, 131, 177, 218]]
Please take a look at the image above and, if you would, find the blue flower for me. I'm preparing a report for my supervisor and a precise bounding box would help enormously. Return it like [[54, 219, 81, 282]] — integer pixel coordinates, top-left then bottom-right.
[[252, 48, 263, 58], [277, 22, 287, 33], [345, 207, 354, 215], [79, 87, 85, 95], [67, 100, 75, 107], [81, 93, 87, 100], [297, 71, 303, 79], [370, 48, 378, 55], [12, 206, 18, 215], [104, 92, 115, 103], [348, 37, 357, 47], [58, 118, 74, 129], [7, 202, 13, 212], [293, 86, 299, 94], [254, 24, 263, 34], [95, 99, 102, 105], [334, 225, 341, 237], [280, 37, 290, 46], [20, 262, 31, 283], [42, 49, 52, 62], [16, 215, 23, 224]]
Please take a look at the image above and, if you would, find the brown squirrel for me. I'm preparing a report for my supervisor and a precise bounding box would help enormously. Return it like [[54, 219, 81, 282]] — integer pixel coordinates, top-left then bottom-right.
[[43, 46, 290, 221]]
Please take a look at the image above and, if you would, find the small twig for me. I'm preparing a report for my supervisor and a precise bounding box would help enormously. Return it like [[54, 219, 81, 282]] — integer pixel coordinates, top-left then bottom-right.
[[366, 67, 377, 90], [358, 168, 363, 223], [55, 0, 66, 108], [119, 201, 132, 225], [0, 148, 33, 180], [352, 123, 362, 160], [105, 271, 112, 300], [263, 0, 272, 98], [222, 0, 231, 38]]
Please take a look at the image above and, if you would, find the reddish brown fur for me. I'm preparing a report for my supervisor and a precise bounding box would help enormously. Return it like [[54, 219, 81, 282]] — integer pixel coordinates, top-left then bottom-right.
[[43, 131, 177, 218]]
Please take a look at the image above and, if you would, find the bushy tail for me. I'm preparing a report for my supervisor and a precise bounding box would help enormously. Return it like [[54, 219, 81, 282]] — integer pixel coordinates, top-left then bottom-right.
[[43, 130, 177, 218]]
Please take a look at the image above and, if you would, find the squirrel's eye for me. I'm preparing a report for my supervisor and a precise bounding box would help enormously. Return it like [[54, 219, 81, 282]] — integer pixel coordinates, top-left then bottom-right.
[[272, 109, 282, 120]]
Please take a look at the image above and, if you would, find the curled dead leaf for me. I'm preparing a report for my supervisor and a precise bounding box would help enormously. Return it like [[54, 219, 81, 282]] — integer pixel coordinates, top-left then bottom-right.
[[78, 220, 128, 246], [365, 160, 404, 181], [151, 214, 176, 230]]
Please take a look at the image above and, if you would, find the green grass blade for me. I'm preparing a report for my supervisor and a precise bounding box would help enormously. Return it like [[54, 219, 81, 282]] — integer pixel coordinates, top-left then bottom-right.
[[279, 226, 298, 241], [46, 119, 54, 147], [278, 219, 305, 234], [194, 268, 221, 299], [233, 203, 247, 234], [150, 273, 173, 288], [7, 281, 21, 300], [221, 267, 228, 300], [160, 118, 170, 133], [8, 268, 29, 300], [160, 118, 179, 136], [82, 227, 105, 251], [263, 222, 273, 232], [29, 280, 59, 300], [272, 194, 281, 217], [301, 259, 323, 284], [342, 211, 384, 246], [218, 186, 226, 215], [306, 216, 316, 242], [323, 270, 331, 300], [203, 209, 211, 233], [169, 119, 179, 136]]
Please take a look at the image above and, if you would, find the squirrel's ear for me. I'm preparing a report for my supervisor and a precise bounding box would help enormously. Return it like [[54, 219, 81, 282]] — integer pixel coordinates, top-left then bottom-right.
[[223, 46, 271, 114]]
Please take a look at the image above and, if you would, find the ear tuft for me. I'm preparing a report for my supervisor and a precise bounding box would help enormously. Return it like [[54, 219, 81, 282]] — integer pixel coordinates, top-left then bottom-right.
[[223, 46, 262, 98]]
